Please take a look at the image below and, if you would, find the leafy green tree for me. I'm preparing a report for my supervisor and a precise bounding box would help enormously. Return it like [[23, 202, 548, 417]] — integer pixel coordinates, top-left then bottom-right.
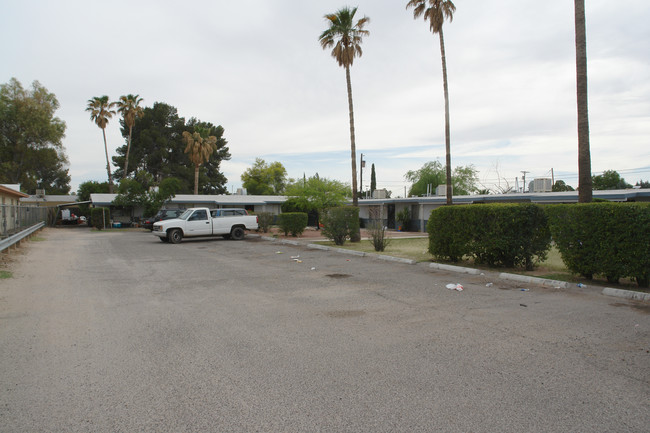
[[370, 163, 376, 196], [116, 94, 144, 178], [113, 102, 186, 182], [113, 178, 147, 220], [407, 0, 456, 205], [0, 78, 69, 194], [319, 6, 370, 208], [76, 180, 110, 216], [552, 180, 575, 192], [405, 160, 477, 196], [592, 170, 632, 190], [77, 180, 110, 199], [112, 104, 230, 194], [86, 95, 117, 193], [285, 175, 350, 227], [144, 177, 183, 217], [636, 180, 650, 188], [241, 158, 288, 195], [574, 0, 592, 202]]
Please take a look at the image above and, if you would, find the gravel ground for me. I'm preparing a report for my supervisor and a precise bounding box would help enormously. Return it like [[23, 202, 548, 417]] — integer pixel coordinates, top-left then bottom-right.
[[0, 228, 648, 432]]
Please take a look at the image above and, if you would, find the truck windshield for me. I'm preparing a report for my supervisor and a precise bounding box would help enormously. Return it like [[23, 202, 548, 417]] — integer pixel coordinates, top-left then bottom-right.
[[178, 209, 193, 220]]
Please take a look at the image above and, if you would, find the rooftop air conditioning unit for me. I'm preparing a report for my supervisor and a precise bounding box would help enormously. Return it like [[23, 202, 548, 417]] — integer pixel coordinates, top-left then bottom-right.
[[436, 185, 451, 196]]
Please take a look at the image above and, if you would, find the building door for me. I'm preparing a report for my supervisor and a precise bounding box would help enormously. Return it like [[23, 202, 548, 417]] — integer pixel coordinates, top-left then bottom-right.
[[387, 204, 395, 229]]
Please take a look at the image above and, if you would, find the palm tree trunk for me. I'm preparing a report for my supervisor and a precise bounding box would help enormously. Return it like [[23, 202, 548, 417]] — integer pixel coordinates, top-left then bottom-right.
[[439, 27, 452, 205], [194, 165, 200, 195], [102, 127, 114, 193], [575, 0, 592, 203], [345, 64, 361, 242], [123, 125, 133, 178], [345, 64, 359, 207]]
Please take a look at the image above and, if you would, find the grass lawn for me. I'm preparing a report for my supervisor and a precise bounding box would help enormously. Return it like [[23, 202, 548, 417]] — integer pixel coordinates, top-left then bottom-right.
[[317, 237, 433, 263]]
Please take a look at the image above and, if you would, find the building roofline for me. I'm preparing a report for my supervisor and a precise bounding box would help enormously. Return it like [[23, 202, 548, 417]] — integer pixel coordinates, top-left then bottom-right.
[[0, 185, 29, 198]]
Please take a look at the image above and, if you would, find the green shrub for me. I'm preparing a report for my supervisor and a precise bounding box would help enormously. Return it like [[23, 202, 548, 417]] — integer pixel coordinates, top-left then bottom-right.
[[397, 207, 411, 231], [427, 205, 475, 262], [428, 204, 551, 270], [368, 219, 390, 252], [90, 207, 110, 230], [546, 203, 650, 287], [256, 212, 274, 233], [278, 212, 308, 237], [321, 206, 360, 246]]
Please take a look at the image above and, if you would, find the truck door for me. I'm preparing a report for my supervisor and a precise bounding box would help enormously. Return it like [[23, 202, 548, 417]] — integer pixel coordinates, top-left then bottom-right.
[[212, 209, 233, 234], [186, 209, 212, 236]]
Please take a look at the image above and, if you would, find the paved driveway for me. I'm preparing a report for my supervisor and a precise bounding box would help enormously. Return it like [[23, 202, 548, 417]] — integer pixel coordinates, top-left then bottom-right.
[[1, 228, 648, 432]]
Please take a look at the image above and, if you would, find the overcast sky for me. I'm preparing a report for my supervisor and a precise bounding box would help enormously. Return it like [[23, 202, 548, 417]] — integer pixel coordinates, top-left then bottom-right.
[[2, 0, 649, 196]]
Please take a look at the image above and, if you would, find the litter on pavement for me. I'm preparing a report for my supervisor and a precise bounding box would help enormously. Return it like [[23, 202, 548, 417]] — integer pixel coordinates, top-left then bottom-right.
[[446, 283, 464, 291]]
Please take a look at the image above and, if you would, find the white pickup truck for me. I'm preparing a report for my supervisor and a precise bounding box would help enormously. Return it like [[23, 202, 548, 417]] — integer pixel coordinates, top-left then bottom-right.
[[152, 207, 258, 243]]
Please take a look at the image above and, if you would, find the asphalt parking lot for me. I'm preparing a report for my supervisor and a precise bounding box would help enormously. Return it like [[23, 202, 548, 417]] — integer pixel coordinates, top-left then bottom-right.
[[1, 228, 648, 432]]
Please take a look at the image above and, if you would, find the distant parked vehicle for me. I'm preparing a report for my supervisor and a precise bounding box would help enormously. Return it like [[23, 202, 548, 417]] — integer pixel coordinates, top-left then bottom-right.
[[142, 209, 184, 230]]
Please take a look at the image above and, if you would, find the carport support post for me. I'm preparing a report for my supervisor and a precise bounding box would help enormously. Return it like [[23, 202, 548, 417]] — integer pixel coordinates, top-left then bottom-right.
[[419, 204, 425, 233]]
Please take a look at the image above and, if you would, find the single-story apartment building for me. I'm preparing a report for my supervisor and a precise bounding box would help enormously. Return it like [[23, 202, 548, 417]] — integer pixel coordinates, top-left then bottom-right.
[[89, 193, 287, 225], [88, 189, 650, 230], [357, 188, 650, 232]]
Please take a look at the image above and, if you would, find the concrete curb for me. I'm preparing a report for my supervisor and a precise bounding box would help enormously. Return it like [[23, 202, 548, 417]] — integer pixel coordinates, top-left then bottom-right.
[[306, 243, 330, 251], [602, 287, 650, 302], [333, 248, 365, 257], [369, 254, 416, 265], [260, 236, 299, 246], [429, 263, 481, 275], [498, 272, 570, 289]]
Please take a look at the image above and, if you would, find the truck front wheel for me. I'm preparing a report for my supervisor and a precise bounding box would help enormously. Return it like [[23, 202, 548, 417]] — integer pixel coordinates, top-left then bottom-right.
[[169, 229, 183, 244], [230, 226, 245, 240]]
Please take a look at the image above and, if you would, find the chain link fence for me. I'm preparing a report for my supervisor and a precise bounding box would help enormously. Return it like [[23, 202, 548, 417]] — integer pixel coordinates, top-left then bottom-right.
[[1, 204, 51, 240]]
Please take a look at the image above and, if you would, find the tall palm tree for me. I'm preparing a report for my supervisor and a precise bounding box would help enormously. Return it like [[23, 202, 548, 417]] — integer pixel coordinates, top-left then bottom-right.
[[407, 0, 455, 205], [319, 6, 370, 208], [116, 94, 144, 178], [182, 129, 217, 195], [86, 95, 117, 193], [574, 0, 592, 202]]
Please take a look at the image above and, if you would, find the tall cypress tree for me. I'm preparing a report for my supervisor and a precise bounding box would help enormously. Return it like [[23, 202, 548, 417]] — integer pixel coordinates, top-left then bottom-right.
[[370, 163, 376, 196]]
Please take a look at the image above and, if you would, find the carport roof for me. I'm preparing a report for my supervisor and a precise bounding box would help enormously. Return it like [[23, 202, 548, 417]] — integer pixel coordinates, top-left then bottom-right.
[[89, 193, 287, 207]]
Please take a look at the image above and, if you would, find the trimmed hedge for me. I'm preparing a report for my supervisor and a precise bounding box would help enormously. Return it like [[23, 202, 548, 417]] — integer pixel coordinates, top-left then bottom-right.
[[428, 204, 551, 270], [278, 212, 308, 237], [321, 206, 360, 246], [256, 211, 274, 233], [90, 207, 110, 230], [546, 203, 650, 287]]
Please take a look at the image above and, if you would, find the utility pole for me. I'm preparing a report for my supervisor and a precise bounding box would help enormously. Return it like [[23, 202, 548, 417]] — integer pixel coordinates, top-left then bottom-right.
[[551, 168, 555, 186], [359, 153, 365, 198], [521, 171, 529, 193]]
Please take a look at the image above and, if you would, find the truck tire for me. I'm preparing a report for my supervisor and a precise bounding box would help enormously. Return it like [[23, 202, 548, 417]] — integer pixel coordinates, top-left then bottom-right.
[[230, 226, 245, 240], [169, 229, 183, 244]]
